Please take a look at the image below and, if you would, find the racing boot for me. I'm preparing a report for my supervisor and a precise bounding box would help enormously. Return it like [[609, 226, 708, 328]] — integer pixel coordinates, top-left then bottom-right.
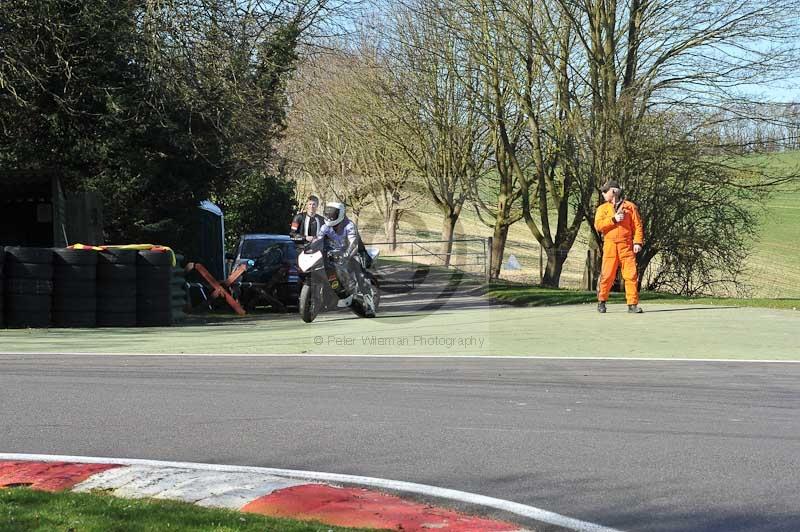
[[597, 301, 607, 313], [363, 293, 376, 318], [337, 294, 353, 308], [628, 304, 643, 314], [330, 278, 347, 298]]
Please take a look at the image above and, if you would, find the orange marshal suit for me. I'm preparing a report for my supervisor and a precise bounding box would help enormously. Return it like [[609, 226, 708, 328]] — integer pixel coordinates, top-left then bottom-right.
[[594, 199, 644, 305]]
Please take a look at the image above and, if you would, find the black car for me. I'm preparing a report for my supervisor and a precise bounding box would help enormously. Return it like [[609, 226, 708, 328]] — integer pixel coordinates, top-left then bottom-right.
[[231, 234, 301, 311]]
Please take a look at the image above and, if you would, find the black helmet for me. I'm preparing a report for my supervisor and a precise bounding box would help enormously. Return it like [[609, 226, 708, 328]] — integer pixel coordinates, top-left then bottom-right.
[[600, 180, 621, 192]]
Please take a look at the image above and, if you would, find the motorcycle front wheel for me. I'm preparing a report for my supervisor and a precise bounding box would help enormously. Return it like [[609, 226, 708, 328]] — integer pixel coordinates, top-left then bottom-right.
[[299, 283, 322, 323]]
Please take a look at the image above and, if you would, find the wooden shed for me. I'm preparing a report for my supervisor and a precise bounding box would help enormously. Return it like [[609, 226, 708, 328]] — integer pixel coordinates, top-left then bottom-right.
[[0, 171, 103, 247], [0, 171, 67, 247]]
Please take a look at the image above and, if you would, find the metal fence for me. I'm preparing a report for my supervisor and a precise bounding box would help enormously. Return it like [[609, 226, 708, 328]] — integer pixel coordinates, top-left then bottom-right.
[[365, 238, 491, 284]]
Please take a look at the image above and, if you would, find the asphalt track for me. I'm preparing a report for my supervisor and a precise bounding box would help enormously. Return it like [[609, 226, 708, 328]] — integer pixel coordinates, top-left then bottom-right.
[[1, 354, 799, 532], [1, 269, 799, 531]]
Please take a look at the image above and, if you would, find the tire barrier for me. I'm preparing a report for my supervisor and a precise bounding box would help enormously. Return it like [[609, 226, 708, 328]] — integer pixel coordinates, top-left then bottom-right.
[[53, 249, 98, 328], [3, 246, 53, 328], [0, 246, 4, 328], [136, 250, 185, 327], [1, 247, 187, 329], [172, 256, 187, 323], [97, 249, 138, 328]]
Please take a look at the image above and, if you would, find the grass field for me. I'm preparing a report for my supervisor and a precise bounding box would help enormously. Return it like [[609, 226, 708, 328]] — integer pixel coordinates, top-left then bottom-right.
[[482, 282, 800, 310], [0, 487, 378, 532], [741, 151, 800, 298], [355, 151, 800, 298]]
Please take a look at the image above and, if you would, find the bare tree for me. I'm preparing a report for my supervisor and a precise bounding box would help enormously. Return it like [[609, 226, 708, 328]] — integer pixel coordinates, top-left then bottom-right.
[[283, 54, 374, 218], [343, 39, 418, 247], [621, 115, 760, 295], [509, 0, 800, 289], [284, 0, 800, 293], [474, 0, 589, 286], [381, 0, 490, 264], [436, 0, 529, 278], [283, 48, 416, 235]]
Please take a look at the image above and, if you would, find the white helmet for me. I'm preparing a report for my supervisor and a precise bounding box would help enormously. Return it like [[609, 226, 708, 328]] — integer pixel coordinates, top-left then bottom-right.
[[323, 201, 346, 227]]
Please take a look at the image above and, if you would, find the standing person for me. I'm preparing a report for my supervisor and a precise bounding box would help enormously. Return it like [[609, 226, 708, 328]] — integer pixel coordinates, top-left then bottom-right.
[[594, 180, 645, 313], [290, 195, 324, 241]]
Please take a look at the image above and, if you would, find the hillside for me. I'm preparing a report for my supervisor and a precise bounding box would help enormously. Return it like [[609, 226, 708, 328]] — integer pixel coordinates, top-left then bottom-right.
[[354, 151, 800, 298]]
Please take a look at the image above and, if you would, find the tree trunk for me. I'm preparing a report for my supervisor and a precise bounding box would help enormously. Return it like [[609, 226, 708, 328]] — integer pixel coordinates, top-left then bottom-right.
[[581, 248, 601, 291], [636, 247, 654, 290], [490, 223, 509, 279], [441, 214, 458, 267], [384, 207, 399, 251], [541, 246, 569, 288]]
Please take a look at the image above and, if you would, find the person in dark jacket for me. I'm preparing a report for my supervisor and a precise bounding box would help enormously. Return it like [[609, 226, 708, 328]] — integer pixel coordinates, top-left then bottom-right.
[[290, 195, 324, 241]]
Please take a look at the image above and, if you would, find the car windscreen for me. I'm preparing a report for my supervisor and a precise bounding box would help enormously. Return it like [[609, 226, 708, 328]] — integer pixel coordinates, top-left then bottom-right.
[[240, 239, 296, 261]]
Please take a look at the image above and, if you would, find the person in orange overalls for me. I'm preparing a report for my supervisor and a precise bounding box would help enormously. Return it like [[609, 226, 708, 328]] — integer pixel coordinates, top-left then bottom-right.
[[594, 180, 644, 313]]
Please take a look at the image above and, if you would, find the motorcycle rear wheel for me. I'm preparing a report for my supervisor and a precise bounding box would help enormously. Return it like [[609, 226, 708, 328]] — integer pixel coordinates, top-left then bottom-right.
[[299, 283, 321, 323]]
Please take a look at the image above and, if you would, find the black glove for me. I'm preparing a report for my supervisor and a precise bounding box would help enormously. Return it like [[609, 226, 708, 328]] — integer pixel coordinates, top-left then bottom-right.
[[328, 249, 343, 262]]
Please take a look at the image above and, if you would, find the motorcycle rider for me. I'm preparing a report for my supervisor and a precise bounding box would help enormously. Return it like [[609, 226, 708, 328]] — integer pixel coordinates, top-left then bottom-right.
[[290, 195, 324, 242], [316, 201, 375, 314]]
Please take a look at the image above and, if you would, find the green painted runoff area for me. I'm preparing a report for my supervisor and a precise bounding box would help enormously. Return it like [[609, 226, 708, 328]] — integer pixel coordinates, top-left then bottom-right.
[[1, 303, 798, 360]]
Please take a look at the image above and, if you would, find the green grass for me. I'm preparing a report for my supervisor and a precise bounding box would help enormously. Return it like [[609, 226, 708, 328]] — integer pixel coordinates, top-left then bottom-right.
[[483, 282, 800, 311], [742, 151, 800, 298], [0, 487, 382, 532]]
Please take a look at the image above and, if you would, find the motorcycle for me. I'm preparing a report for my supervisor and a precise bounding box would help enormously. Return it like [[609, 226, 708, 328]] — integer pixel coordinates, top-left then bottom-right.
[[297, 238, 380, 323]]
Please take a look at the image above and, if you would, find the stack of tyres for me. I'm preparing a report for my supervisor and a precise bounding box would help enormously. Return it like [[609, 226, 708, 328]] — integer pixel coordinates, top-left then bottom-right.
[[97, 249, 138, 327], [0, 246, 4, 328], [137, 250, 173, 326], [52, 249, 98, 328], [171, 255, 187, 323], [3, 247, 53, 328]]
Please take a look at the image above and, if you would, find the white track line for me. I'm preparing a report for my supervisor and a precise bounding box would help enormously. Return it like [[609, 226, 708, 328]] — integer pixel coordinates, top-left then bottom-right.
[[0, 453, 622, 532], [0, 352, 799, 363]]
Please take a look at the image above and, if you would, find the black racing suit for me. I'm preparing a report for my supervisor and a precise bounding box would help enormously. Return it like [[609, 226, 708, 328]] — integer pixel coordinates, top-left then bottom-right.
[[290, 212, 324, 240], [317, 218, 367, 298]]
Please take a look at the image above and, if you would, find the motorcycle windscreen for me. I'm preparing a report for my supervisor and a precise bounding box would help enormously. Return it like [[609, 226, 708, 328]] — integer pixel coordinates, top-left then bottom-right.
[[298, 250, 323, 272]]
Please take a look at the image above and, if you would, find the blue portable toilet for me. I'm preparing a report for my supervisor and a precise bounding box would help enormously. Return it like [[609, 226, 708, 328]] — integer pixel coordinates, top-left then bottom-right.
[[197, 200, 225, 280]]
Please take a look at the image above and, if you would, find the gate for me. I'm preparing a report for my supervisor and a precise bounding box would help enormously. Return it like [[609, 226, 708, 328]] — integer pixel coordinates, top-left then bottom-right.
[[364, 238, 491, 287]]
